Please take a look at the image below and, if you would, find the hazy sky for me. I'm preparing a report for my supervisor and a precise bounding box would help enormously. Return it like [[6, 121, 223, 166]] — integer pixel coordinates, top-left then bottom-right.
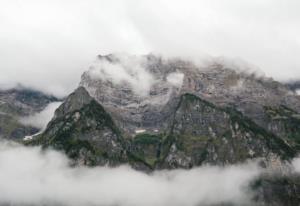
[[1, 0, 300, 97]]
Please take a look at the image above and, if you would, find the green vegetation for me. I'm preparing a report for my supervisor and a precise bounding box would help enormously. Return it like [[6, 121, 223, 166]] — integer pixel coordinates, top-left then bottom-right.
[[130, 133, 165, 167], [133, 133, 162, 145]]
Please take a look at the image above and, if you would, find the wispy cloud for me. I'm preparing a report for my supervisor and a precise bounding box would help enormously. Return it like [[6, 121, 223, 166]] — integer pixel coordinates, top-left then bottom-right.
[[19, 102, 62, 129], [87, 54, 155, 96]]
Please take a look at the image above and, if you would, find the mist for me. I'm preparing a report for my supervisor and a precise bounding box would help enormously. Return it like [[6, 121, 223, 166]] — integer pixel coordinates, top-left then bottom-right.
[[19, 102, 62, 129], [88, 54, 155, 96], [1, 0, 300, 97], [0, 140, 264, 206], [292, 157, 300, 173]]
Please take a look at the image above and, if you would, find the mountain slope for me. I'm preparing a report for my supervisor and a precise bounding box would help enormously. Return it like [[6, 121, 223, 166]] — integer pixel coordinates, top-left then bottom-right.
[[160, 94, 295, 169], [31, 89, 296, 170], [31, 87, 128, 166], [0, 88, 59, 139]]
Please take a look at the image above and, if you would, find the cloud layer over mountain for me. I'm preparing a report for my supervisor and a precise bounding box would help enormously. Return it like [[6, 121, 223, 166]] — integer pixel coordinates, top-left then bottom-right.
[[19, 102, 62, 129], [0, 140, 262, 206], [1, 0, 300, 96]]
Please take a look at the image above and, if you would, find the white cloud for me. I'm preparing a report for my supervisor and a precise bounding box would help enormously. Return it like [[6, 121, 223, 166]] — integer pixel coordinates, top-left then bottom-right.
[[167, 72, 185, 87], [88, 54, 155, 96], [292, 157, 300, 173], [0, 0, 300, 96], [19, 102, 62, 129], [0, 140, 262, 206]]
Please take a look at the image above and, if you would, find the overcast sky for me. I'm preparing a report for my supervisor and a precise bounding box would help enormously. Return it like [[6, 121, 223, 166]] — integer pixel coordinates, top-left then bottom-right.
[[0, 0, 300, 97]]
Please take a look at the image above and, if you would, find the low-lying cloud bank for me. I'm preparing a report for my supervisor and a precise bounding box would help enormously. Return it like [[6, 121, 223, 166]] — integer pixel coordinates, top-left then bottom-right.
[[0, 140, 299, 206], [0, 140, 262, 206], [19, 102, 62, 130]]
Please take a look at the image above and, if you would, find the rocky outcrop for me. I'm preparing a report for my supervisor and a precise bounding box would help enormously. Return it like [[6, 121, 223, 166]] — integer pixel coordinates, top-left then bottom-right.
[[160, 94, 295, 168], [31, 87, 127, 166]]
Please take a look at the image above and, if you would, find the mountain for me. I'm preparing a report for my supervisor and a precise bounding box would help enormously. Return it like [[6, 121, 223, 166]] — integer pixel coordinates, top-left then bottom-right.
[[29, 54, 300, 205], [0, 87, 59, 139]]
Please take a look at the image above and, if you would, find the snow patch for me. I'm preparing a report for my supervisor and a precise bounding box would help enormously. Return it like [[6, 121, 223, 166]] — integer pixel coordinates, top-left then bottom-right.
[[135, 129, 146, 134], [23, 132, 41, 141]]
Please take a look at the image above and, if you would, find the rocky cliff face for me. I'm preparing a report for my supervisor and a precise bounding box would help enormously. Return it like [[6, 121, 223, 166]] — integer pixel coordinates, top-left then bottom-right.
[[0, 88, 59, 139], [30, 54, 300, 205], [33, 54, 300, 166], [79, 54, 300, 139]]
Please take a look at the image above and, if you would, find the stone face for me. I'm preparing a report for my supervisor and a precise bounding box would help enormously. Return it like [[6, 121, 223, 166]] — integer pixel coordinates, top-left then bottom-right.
[[0, 88, 59, 139], [79, 55, 182, 137], [32, 87, 127, 166], [161, 94, 295, 168]]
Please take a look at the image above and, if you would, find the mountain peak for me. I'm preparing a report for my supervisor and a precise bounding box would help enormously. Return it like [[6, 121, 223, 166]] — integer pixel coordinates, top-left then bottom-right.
[[78, 54, 300, 137]]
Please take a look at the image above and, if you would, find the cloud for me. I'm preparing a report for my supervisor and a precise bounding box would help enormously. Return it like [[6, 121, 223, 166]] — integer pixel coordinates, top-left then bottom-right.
[[87, 54, 155, 96], [0, 0, 300, 96], [19, 102, 62, 129], [292, 157, 300, 173], [0, 140, 262, 206], [166, 72, 185, 87]]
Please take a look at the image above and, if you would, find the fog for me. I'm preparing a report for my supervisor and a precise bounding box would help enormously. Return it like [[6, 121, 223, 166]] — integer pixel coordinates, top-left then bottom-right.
[[166, 72, 185, 87], [88, 54, 155, 96], [1, 0, 300, 97], [19, 102, 62, 129], [292, 157, 300, 173], [0, 140, 263, 206]]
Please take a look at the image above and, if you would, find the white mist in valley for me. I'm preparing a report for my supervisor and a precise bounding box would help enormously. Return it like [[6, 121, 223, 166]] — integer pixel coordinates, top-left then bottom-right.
[[0, 140, 265, 206], [19, 102, 62, 130]]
